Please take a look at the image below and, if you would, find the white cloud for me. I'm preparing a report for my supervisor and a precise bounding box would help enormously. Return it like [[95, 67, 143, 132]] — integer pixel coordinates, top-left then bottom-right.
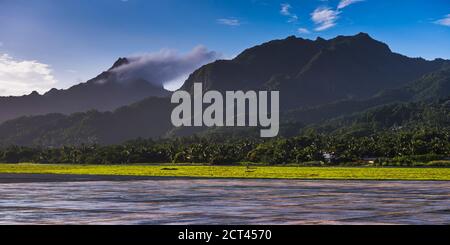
[[337, 0, 364, 9], [308, 1, 364, 31], [111, 46, 221, 91], [298, 28, 310, 34], [0, 53, 58, 96], [288, 14, 298, 23], [435, 14, 450, 27], [280, 3, 292, 16], [311, 7, 340, 31], [217, 18, 241, 26], [280, 3, 298, 23]]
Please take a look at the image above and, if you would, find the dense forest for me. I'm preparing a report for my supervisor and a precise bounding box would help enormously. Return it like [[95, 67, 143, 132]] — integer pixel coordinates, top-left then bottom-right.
[[0, 127, 449, 166], [1, 99, 449, 166]]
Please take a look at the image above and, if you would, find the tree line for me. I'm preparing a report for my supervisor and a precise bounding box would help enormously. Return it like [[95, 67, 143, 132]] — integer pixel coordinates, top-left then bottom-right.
[[1, 127, 449, 166]]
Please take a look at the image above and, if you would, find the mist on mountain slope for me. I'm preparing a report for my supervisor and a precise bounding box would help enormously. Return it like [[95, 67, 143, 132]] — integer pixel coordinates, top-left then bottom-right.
[[110, 45, 222, 90]]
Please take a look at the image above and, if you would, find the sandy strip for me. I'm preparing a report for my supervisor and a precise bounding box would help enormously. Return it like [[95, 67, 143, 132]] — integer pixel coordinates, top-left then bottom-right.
[[0, 173, 178, 183]]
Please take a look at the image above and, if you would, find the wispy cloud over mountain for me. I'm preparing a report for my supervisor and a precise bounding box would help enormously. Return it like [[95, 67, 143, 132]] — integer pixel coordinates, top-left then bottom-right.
[[311, 7, 340, 31], [311, 0, 364, 31], [111, 46, 221, 90], [0, 53, 57, 96], [297, 28, 310, 34]]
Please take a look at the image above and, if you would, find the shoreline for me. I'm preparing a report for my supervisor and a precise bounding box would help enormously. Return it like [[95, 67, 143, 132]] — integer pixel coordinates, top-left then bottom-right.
[[0, 173, 449, 184], [0, 173, 196, 183]]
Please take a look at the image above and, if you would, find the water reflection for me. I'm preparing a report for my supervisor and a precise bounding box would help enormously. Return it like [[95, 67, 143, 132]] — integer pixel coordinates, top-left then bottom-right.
[[0, 179, 449, 224]]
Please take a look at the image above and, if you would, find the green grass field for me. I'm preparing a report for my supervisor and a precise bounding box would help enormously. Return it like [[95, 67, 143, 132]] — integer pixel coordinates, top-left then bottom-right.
[[0, 163, 449, 180]]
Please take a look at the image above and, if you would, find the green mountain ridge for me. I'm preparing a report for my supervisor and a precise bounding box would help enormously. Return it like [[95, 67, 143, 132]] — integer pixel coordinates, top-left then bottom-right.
[[182, 33, 447, 109], [307, 98, 450, 137], [0, 97, 173, 147]]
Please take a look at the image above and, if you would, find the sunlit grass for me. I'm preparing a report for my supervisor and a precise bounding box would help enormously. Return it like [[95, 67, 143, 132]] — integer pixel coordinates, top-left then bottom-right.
[[0, 163, 449, 181]]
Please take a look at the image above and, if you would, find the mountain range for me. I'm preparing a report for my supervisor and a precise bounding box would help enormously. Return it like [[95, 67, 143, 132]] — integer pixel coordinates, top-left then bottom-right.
[[0, 33, 449, 146], [182, 33, 448, 109]]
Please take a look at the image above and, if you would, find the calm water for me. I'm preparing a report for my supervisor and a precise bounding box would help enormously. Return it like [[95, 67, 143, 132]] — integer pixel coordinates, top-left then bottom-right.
[[0, 179, 449, 224]]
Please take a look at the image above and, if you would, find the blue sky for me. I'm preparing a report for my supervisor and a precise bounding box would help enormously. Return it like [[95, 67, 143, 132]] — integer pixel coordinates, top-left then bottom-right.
[[0, 0, 449, 95]]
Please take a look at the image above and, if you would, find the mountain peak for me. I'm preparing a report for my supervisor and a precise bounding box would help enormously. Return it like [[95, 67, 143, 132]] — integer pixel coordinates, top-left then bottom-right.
[[29, 91, 40, 96], [285, 35, 298, 40], [110, 57, 130, 70], [315, 37, 326, 42], [332, 32, 375, 42], [327, 32, 391, 53], [351, 32, 380, 43], [355, 32, 371, 38], [44, 88, 60, 96]]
